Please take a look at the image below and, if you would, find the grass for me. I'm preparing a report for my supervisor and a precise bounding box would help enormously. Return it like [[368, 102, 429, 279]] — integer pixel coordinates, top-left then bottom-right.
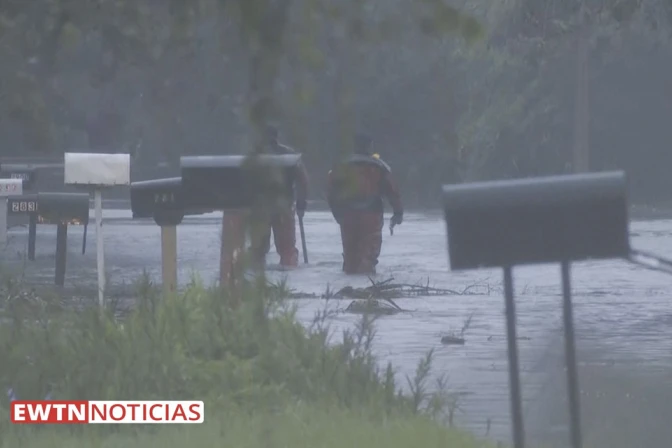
[[0, 272, 494, 447], [1, 404, 490, 447]]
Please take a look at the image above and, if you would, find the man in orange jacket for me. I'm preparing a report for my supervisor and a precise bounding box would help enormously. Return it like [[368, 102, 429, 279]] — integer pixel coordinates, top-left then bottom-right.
[[250, 125, 309, 268], [327, 133, 403, 275]]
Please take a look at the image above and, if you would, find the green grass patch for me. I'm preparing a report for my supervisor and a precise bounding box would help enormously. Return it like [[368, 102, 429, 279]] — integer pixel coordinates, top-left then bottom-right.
[[1, 404, 491, 447], [0, 273, 492, 447]]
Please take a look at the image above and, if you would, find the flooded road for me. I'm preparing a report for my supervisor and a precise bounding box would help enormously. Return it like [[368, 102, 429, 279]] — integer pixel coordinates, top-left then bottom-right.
[[2, 210, 672, 447]]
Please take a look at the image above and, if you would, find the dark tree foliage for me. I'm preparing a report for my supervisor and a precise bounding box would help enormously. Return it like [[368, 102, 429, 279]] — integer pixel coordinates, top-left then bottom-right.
[[2, 0, 672, 203]]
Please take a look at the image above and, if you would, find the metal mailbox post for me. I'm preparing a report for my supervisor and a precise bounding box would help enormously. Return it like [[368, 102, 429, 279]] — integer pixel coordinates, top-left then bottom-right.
[[64, 153, 130, 308], [39, 193, 90, 286], [442, 171, 631, 448], [130, 177, 213, 295], [179, 154, 303, 286]]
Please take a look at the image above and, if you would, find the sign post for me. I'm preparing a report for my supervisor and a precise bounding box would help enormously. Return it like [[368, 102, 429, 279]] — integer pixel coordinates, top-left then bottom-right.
[[0, 179, 23, 243], [64, 153, 130, 308]]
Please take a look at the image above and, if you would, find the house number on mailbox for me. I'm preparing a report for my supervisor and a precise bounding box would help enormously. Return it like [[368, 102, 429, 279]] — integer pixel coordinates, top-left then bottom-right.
[[154, 193, 175, 204], [11, 201, 37, 212]]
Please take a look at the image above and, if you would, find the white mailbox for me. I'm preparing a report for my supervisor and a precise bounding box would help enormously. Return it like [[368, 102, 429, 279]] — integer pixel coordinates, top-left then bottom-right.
[[0, 178, 23, 196], [64, 153, 130, 186], [0, 178, 23, 243], [63, 152, 130, 309]]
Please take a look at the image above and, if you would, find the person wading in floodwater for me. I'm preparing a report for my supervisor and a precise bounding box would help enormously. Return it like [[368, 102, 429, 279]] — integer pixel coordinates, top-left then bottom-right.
[[249, 125, 309, 268], [327, 133, 403, 275]]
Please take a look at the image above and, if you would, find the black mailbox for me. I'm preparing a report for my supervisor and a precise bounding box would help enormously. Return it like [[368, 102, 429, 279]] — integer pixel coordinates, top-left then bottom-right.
[[130, 177, 213, 226], [442, 171, 629, 270], [0, 165, 37, 191], [6, 192, 89, 281], [180, 154, 302, 210], [37, 193, 90, 225], [8, 194, 38, 215]]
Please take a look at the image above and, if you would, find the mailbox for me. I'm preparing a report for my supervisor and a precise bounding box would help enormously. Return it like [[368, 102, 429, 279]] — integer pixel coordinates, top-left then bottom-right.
[[64, 152, 130, 186], [38, 193, 90, 225], [130, 176, 217, 296], [64, 152, 130, 308], [180, 154, 302, 210], [442, 171, 629, 270], [0, 165, 37, 191], [131, 177, 213, 226], [5, 192, 89, 282], [6, 193, 88, 224], [0, 178, 23, 197]]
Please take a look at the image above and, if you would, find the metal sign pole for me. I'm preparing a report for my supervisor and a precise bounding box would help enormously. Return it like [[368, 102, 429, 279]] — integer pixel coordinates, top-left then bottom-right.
[[503, 266, 525, 448], [561, 261, 583, 448], [94, 188, 105, 309]]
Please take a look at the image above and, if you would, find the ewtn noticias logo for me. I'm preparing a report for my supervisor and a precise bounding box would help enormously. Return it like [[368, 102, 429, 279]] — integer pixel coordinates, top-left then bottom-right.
[[10, 401, 204, 424]]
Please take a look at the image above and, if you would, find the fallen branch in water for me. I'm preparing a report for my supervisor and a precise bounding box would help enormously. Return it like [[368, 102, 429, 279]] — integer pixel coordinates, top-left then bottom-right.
[[330, 277, 490, 300], [268, 277, 492, 300]]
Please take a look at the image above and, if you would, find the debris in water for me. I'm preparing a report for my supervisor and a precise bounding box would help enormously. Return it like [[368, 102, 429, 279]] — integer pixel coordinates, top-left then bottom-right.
[[263, 276, 491, 300], [344, 298, 403, 315], [441, 335, 466, 345], [330, 277, 489, 300]]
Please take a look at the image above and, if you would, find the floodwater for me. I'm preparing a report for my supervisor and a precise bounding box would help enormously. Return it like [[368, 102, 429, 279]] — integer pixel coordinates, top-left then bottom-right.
[[2, 210, 672, 448]]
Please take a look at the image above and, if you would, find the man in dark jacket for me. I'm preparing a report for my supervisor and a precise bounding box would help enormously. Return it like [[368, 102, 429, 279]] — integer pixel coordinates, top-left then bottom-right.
[[250, 125, 309, 268], [327, 133, 403, 275]]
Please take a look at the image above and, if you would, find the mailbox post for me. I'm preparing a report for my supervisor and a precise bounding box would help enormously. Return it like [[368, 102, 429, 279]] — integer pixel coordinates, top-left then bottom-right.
[[130, 177, 213, 295], [38, 193, 90, 286], [64, 153, 130, 308], [0, 179, 24, 243], [179, 154, 303, 290], [442, 171, 630, 448]]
